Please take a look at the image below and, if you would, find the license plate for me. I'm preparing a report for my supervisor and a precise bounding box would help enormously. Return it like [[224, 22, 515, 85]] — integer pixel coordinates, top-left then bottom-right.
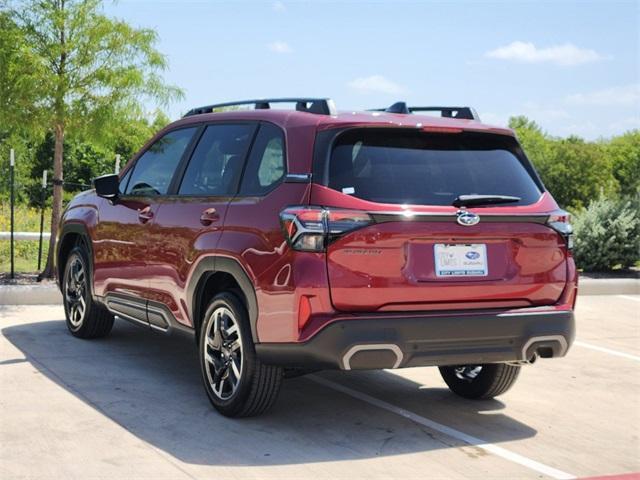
[[434, 244, 488, 277]]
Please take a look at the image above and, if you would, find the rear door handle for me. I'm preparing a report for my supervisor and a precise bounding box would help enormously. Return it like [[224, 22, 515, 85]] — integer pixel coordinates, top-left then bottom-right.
[[138, 206, 154, 223], [200, 207, 220, 226]]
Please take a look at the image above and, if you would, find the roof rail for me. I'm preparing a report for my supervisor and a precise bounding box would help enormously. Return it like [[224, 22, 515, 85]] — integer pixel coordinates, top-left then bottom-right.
[[183, 98, 337, 117], [372, 101, 480, 121]]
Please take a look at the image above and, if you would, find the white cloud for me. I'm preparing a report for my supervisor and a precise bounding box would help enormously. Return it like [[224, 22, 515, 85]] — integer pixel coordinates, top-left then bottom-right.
[[485, 41, 604, 66], [267, 41, 292, 54], [347, 75, 406, 95], [272, 1, 286, 12], [565, 84, 640, 107]]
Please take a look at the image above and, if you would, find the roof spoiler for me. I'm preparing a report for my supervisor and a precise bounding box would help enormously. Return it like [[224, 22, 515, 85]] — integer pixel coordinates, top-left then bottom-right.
[[372, 101, 480, 121], [184, 98, 337, 117]]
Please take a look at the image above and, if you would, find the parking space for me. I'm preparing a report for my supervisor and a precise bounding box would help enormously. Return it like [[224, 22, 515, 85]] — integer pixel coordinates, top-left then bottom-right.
[[1, 296, 638, 479]]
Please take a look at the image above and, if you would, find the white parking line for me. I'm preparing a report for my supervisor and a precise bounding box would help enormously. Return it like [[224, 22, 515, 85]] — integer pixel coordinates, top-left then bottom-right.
[[310, 375, 576, 480], [617, 295, 640, 302], [574, 340, 640, 362]]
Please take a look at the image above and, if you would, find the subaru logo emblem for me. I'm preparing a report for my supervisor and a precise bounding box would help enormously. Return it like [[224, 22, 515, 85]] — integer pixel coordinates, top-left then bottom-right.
[[465, 251, 480, 259], [457, 211, 480, 226]]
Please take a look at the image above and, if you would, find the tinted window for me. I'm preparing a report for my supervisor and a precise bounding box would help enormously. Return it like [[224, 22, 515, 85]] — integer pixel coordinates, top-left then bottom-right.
[[118, 167, 132, 195], [239, 123, 285, 196], [125, 128, 196, 196], [179, 124, 255, 196], [328, 129, 542, 206]]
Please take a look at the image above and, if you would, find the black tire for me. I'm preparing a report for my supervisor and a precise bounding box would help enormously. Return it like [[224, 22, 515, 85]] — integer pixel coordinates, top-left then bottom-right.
[[62, 246, 114, 339], [199, 292, 283, 417], [439, 363, 521, 399]]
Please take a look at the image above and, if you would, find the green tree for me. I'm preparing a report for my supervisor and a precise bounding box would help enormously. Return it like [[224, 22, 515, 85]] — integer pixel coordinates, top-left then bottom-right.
[[509, 116, 551, 174], [0, 11, 43, 140], [108, 109, 171, 164], [510, 116, 618, 210], [5, 0, 182, 277], [0, 11, 44, 204], [22, 109, 170, 206], [606, 130, 640, 197], [544, 137, 617, 210]]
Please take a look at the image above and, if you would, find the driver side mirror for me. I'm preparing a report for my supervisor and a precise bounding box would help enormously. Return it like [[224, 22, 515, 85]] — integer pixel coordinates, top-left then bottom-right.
[[93, 174, 120, 199]]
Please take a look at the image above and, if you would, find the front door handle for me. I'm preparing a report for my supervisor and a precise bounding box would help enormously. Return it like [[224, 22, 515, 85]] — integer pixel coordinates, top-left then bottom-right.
[[200, 207, 220, 226], [138, 206, 154, 223]]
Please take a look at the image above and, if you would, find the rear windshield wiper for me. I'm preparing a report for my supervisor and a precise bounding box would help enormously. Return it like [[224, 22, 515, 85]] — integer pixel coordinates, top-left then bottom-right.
[[452, 194, 521, 208]]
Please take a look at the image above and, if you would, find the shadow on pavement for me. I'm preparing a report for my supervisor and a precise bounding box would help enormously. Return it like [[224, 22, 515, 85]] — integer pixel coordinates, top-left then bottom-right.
[[3, 318, 537, 466]]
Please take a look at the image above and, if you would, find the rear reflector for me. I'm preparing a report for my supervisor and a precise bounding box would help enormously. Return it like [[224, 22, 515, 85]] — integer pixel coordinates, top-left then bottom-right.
[[298, 295, 312, 331]]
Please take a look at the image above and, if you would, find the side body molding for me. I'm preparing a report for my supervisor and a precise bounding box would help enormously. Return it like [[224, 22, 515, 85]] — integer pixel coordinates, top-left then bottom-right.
[[188, 256, 260, 342]]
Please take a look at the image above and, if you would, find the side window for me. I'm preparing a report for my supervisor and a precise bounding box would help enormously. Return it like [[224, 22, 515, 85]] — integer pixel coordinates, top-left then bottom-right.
[[125, 127, 197, 196], [118, 167, 132, 195], [239, 123, 286, 196], [178, 124, 255, 196]]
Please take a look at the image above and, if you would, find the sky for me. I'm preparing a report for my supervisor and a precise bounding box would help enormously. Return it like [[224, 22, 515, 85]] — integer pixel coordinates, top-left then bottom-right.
[[103, 0, 640, 140]]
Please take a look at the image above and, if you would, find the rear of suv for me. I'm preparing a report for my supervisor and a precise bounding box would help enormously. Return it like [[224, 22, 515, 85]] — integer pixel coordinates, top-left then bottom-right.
[[55, 98, 577, 417]]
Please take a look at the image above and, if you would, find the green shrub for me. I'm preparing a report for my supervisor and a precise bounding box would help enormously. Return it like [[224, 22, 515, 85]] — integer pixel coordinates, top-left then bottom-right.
[[573, 196, 640, 272]]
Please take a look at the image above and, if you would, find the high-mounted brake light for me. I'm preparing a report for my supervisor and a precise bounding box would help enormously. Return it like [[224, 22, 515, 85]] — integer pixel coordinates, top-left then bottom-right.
[[280, 206, 373, 252], [547, 210, 573, 249], [420, 126, 463, 134]]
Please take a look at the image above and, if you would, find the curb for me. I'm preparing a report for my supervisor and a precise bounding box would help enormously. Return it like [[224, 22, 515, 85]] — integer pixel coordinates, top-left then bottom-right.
[[0, 279, 637, 306], [0, 284, 62, 305], [579, 278, 639, 296]]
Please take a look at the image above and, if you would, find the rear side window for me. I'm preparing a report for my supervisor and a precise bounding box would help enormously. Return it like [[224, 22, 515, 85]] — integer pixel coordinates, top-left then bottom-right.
[[239, 123, 286, 196], [327, 129, 542, 206], [179, 124, 255, 196], [125, 128, 197, 196]]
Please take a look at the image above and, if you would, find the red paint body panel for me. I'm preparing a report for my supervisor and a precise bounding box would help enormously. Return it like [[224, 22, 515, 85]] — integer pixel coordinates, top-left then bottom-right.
[[144, 196, 231, 327], [92, 196, 157, 300], [326, 220, 567, 312], [216, 182, 332, 342]]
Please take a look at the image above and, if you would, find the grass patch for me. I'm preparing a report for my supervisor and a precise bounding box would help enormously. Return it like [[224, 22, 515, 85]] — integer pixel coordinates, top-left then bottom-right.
[[0, 203, 52, 273]]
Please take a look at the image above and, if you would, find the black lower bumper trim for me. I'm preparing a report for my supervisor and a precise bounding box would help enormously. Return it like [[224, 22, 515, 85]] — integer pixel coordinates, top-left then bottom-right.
[[255, 310, 575, 370]]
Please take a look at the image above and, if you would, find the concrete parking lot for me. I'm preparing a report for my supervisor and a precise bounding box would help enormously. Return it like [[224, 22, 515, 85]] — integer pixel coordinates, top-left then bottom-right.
[[1, 295, 638, 480]]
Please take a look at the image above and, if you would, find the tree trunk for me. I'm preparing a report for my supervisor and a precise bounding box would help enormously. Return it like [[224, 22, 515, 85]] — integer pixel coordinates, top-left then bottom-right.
[[40, 0, 67, 280], [40, 122, 64, 279]]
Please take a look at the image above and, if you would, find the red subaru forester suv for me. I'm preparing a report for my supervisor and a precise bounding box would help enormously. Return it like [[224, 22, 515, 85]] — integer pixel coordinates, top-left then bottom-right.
[[56, 98, 577, 417]]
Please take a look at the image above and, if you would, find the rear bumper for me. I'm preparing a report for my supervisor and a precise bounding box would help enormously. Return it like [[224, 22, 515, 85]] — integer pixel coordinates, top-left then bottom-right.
[[255, 309, 575, 370]]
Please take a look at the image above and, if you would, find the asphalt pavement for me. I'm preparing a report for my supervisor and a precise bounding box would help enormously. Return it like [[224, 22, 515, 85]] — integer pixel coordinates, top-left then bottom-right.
[[1, 295, 638, 479]]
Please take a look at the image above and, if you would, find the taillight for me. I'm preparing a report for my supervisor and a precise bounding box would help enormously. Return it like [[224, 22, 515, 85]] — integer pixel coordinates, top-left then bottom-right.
[[280, 206, 373, 252], [547, 210, 573, 249]]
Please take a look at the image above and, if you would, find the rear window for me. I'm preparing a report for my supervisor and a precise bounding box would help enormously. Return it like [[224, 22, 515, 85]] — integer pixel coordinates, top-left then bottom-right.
[[327, 129, 542, 206]]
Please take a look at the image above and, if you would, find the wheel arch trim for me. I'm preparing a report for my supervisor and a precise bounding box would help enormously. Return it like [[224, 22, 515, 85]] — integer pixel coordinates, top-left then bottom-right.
[[188, 255, 259, 343], [57, 223, 94, 296]]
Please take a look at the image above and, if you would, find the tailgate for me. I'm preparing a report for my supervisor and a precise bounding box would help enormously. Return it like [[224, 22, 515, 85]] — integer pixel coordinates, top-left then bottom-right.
[[326, 218, 567, 312]]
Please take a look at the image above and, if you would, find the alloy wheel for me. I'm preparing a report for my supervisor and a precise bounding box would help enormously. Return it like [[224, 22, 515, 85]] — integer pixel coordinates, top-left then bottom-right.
[[203, 306, 243, 400], [453, 365, 483, 382], [65, 256, 87, 329]]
